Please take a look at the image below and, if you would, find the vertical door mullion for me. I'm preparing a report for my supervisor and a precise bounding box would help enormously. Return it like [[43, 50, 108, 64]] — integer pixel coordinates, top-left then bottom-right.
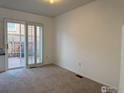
[[4, 20, 8, 70], [34, 25, 37, 65], [25, 24, 28, 67], [19, 24, 21, 64]]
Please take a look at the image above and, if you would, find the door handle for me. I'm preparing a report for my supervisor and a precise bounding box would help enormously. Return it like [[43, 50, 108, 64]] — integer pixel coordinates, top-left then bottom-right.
[[6, 44, 8, 49]]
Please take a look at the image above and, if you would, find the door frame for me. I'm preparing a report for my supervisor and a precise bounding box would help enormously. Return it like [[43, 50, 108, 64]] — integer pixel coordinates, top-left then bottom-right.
[[4, 18, 44, 70], [4, 18, 26, 70], [119, 26, 124, 93]]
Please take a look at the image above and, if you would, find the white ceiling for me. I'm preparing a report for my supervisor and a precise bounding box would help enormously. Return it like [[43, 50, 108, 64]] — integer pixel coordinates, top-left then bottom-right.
[[0, 0, 95, 17]]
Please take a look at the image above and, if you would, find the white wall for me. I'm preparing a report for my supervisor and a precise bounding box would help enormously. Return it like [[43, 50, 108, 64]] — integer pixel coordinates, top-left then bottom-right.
[[54, 0, 124, 89], [0, 8, 54, 64]]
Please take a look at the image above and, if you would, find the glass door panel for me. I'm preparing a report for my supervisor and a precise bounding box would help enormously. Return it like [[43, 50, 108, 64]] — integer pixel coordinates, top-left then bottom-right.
[[20, 24, 25, 66], [36, 26, 42, 64], [27, 25, 35, 65], [7, 22, 26, 69], [20, 24, 25, 65]]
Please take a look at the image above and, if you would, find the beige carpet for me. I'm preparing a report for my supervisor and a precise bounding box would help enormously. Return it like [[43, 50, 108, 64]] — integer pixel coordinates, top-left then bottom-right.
[[0, 64, 102, 93]]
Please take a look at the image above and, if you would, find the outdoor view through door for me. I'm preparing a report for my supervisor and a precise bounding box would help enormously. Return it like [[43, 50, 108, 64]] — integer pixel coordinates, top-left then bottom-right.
[[7, 22, 25, 69], [7, 21, 43, 69]]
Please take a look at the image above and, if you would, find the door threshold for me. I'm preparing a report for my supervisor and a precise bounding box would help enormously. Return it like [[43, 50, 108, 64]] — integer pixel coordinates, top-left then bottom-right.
[[8, 66, 25, 70]]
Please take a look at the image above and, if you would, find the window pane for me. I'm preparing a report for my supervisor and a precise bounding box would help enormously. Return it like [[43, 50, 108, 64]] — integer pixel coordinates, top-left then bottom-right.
[[8, 23, 16, 31]]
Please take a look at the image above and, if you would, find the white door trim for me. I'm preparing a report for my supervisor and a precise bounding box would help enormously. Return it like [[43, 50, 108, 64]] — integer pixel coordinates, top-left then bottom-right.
[[4, 18, 44, 70]]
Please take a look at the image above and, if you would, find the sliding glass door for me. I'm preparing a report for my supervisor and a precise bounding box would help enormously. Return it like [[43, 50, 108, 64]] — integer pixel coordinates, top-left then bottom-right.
[[5, 19, 43, 69], [27, 24, 43, 67], [5, 20, 26, 69]]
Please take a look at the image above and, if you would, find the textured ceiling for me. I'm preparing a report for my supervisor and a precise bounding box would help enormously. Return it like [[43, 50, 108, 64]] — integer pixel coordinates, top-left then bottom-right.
[[0, 0, 95, 17]]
